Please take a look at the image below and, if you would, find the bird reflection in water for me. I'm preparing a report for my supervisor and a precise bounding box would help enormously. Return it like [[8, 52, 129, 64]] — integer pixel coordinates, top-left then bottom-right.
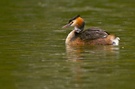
[[65, 45, 120, 88], [66, 45, 120, 61]]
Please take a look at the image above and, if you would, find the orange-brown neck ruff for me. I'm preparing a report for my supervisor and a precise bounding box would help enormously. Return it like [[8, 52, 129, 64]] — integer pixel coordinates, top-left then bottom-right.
[[75, 17, 84, 28]]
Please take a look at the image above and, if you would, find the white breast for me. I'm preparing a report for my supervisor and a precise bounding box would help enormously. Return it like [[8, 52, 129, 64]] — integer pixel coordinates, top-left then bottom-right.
[[65, 30, 76, 45]]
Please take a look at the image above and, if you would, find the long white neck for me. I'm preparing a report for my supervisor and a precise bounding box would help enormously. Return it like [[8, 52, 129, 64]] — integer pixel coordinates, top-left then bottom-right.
[[65, 30, 76, 45]]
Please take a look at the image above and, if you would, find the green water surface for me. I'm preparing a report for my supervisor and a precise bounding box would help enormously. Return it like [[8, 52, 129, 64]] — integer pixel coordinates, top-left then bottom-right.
[[0, 0, 135, 89]]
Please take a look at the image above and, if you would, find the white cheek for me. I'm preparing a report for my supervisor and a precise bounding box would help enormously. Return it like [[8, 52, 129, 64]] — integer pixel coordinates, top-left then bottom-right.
[[71, 20, 77, 26]]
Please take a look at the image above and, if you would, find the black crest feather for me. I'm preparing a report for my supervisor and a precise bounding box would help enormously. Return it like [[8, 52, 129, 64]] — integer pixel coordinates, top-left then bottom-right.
[[68, 15, 80, 23]]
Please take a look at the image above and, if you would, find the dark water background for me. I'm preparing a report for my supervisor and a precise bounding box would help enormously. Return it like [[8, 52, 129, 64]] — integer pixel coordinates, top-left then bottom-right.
[[0, 0, 135, 89]]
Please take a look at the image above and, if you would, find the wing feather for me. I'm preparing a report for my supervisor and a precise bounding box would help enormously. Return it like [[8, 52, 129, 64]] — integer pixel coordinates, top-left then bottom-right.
[[80, 27, 109, 40]]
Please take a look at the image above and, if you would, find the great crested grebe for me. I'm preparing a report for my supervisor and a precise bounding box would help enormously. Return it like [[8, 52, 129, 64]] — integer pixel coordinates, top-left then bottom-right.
[[62, 15, 120, 46]]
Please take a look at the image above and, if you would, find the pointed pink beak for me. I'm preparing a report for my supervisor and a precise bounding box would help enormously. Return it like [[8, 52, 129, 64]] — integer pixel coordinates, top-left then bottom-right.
[[62, 23, 71, 28]]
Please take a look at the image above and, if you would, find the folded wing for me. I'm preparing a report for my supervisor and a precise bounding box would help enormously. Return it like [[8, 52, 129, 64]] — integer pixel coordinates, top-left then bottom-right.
[[80, 27, 109, 40]]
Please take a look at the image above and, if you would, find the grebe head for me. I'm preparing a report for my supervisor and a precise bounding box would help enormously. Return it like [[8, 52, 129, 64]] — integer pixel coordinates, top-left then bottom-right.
[[62, 15, 85, 33]]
